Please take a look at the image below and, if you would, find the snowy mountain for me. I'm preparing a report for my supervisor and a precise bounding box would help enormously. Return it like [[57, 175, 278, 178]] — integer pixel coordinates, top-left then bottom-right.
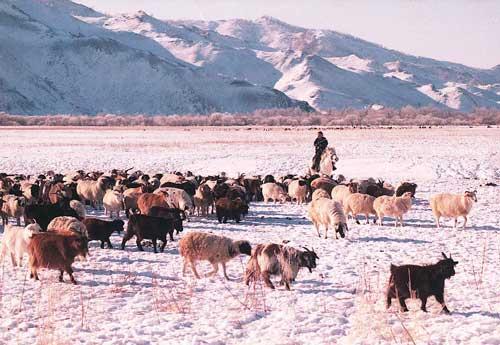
[[0, 0, 310, 115], [1, 0, 499, 114]]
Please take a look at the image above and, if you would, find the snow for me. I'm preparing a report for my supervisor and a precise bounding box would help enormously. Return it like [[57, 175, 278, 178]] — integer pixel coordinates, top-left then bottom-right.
[[0, 127, 499, 344], [325, 55, 373, 74]]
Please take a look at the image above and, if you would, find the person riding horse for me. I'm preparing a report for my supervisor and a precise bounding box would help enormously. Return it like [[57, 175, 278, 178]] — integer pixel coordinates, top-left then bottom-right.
[[312, 131, 328, 171]]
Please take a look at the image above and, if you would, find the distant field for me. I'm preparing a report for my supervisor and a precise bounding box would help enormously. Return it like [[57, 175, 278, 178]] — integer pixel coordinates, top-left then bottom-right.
[[0, 126, 499, 344]]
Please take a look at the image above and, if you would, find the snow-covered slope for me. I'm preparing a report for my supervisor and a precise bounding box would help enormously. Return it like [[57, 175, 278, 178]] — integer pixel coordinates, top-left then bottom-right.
[[1, 0, 499, 114], [0, 0, 310, 115], [173, 16, 500, 111]]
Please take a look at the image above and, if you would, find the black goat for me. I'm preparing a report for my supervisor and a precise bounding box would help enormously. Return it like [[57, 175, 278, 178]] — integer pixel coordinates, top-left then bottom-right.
[[121, 215, 177, 253], [386, 253, 458, 313]]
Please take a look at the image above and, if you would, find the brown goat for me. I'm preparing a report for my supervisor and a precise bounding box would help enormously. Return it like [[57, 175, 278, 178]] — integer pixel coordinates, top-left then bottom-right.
[[28, 232, 89, 284]]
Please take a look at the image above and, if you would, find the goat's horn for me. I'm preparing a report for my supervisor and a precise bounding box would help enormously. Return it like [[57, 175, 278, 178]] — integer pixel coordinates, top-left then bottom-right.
[[441, 252, 447, 259]]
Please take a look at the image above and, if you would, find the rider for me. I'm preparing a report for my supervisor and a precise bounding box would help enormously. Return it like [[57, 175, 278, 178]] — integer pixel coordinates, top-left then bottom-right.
[[312, 131, 328, 171]]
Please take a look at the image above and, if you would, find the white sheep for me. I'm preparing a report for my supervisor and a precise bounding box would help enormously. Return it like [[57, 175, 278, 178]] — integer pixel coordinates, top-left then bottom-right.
[[373, 192, 413, 227], [76, 176, 112, 209], [1, 195, 26, 226], [288, 179, 308, 204], [47, 216, 88, 238], [179, 231, 252, 280], [308, 198, 348, 239], [430, 190, 477, 228], [154, 187, 194, 214], [69, 200, 86, 219], [0, 223, 42, 267], [262, 182, 289, 203], [331, 183, 358, 206], [344, 193, 377, 224], [160, 174, 185, 185], [312, 189, 331, 201], [103, 189, 124, 218]]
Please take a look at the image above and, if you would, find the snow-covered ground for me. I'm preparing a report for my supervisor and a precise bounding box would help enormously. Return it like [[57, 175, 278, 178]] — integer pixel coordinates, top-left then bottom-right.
[[0, 127, 499, 345]]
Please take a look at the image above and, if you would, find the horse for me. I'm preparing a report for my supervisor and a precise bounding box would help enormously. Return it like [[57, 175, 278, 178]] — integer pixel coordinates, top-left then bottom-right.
[[309, 147, 339, 177]]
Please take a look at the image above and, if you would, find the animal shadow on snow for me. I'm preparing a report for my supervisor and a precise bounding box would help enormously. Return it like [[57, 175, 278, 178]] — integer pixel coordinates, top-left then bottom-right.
[[453, 311, 500, 319], [356, 236, 430, 245], [78, 267, 176, 283]]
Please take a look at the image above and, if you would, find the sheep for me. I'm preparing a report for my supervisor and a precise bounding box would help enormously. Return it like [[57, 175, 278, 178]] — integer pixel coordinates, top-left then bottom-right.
[[76, 175, 112, 209], [311, 177, 337, 194], [331, 183, 358, 206], [121, 215, 177, 253], [0, 223, 42, 267], [308, 198, 348, 239], [262, 182, 289, 203], [344, 193, 377, 224], [179, 232, 252, 280], [430, 190, 477, 229], [28, 232, 88, 284], [387, 253, 458, 313], [1, 194, 26, 226], [215, 197, 247, 223], [47, 216, 88, 238], [69, 200, 86, 219], [288, 179, 308, 204], [160, 174, 185, 185], [160, 181, 196, 197], [373, 192, 413, 226], [103, 189, 124, 218], [395, 182, 418, 197], [154, 187, 194, 220], [194, 184, 213, 216], [312, 189, 331, 201], [244, 244, 319, 290], [83, 218, 124, 249]]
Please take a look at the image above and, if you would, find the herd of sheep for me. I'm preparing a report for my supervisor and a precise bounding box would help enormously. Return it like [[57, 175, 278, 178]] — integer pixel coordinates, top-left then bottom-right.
[[0, 168, 479, 312]]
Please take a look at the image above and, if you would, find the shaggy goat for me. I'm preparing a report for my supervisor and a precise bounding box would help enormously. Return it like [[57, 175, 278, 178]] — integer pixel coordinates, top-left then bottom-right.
[[244, 244, 319, 290], [28, 232, 88, 284], [0, 223, 42, 266], [387, 253, 458, 313]]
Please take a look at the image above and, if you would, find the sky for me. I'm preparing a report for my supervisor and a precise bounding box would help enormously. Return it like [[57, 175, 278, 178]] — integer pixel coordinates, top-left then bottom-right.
[[74, 0, 500, 69]]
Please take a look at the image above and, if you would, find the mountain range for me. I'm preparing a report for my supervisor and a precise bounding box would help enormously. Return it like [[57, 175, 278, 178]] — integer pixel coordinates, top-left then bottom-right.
[[1, 0, 499, 115]]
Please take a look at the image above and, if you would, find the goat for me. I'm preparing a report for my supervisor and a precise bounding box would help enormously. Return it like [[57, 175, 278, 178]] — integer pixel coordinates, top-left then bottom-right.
[[386, 253, 458, 313], [244, 244, 319, 290]]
